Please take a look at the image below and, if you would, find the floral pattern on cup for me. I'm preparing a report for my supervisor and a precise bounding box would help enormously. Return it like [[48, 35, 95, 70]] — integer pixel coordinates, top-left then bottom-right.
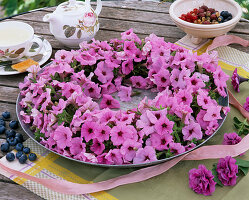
[[0, 48, 25, 59], [63, 11, 98, 39]]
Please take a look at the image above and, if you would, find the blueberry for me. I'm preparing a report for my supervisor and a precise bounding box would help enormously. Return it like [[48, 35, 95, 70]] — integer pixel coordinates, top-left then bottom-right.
[[221, 11, 229, 18], [0, 120, 5, 127], [9, 120, 18, 129], [15, 133, 24, 143], [0, 125, 5, 134], [15, 143, 23, 151], [28, 153, 37, 161], [5, 130, 16, 138], [227, 16, 232, 21], [6, 152, 15, 162], [19, 154, 27, 164], [16, 151, 24, 159], [2, 111, 10, 119], [1, 143, 9, 152], [23, 147, 30, 154], [7, 137, 18, 146], [218, 16, 224, 23]]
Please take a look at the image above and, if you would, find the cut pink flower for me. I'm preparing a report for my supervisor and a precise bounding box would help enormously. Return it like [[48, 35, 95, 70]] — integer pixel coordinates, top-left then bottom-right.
[[90, 139, 105, 155], [182, 120, 203, 141], [110, 124, 136, 146], [100, 94, 120, 109], [216, 156, 238, 186], [81, 121, 97, 142], [133, 146, 157, 164], [118, 86, 132, 102], [154, 116, 174, 135], [53, 126, 72, 149], [189, 164, 216, 196], [120, 139, 142, 162], [94, 61, 114, 84]]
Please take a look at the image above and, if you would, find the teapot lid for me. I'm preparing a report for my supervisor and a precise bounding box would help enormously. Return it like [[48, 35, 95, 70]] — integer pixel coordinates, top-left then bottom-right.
[[56, 0, 89, 15]]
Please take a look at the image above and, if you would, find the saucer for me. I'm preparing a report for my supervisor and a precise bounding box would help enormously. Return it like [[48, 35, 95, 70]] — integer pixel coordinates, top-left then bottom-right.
[[0, 36, 52, 76]]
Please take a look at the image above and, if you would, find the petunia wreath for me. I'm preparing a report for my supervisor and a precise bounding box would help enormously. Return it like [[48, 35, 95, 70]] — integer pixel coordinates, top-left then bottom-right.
[[19, 29, 230, 165]]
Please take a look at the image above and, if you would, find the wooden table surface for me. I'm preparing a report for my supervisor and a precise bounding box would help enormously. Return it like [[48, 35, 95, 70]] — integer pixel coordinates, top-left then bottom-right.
[[0, 1, 249, 199]]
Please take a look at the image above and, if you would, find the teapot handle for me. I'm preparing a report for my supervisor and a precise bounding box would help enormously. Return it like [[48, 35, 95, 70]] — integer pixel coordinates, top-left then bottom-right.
[[94, 0, 102, 16]]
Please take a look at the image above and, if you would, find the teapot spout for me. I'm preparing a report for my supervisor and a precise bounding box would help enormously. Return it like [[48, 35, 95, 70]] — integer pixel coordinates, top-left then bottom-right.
[[43, 13, 57, 23]]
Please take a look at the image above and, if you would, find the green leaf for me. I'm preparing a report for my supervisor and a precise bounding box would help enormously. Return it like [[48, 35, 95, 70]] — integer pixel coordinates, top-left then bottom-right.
[[63, 25, 70, 30], [234, 117, 242, 124], [234, 124, 240, 129], [15, 47, 25, 54], [34, 129, 45, 142], [77, 29, 82, 39], [64, 26, 76, 38], [30, 42, 39, 50], [4, 65, 16, 71], [236, 158, 249, 168], [239, 166, 249, 176], [212, 164, 224, 187]]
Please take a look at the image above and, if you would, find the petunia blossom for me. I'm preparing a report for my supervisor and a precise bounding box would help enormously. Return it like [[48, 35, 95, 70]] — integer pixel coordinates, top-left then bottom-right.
[[100, 94, 120, 109], [53, 126, 72, 149]]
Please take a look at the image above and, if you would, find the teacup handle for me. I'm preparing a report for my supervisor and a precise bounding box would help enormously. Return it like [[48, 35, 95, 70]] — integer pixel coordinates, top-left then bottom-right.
[[25, 36, 43, 57]]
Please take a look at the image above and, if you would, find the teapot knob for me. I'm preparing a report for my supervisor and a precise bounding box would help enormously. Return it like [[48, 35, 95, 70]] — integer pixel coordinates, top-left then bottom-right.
[[69, 0, 76, 6]]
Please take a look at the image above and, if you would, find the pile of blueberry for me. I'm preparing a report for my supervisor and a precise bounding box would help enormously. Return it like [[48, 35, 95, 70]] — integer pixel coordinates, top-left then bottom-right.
[[0, 111, 37, 164]]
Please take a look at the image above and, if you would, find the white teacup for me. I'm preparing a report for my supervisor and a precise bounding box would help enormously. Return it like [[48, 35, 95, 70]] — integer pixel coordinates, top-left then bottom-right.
[[0, 21, 43, 60]]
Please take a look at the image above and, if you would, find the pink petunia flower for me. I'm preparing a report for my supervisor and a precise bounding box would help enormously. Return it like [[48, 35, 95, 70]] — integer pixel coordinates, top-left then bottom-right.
[[53, 126, 72, 149], [182, 120, 203, 141], [120, 139, 142, 161], [81, 121, 97, 142], [70, 137, 86, 156], [136, 110, 157, 136], [118, 86, 132, 102], [197, 89, 213, 109], [75, 51, 97, 66], [110, 123, 137, 146], [185, 74, 205, 92], [121, 59, 133, 75], [94, 61, 114, 84], [105, 149, 123, 165], [123, 40, 138, 56], [84, 82, 101, 99], [196, 109, 209, 129], [150, 133, 173, 151], [130, 76, 147, 89], [176, 89, 193, 105], [100, 94, 120, 109], [203, 106, 222, 121], [154, 116, 174, 135], [95, 123, 111, 142], [169, 142, 185, 155], [133, 146, 157, 164], [101, 81, 117, 95], [90, 139, 105, 155], [54, 50, 73, 63], [154, 68, 170, 88]]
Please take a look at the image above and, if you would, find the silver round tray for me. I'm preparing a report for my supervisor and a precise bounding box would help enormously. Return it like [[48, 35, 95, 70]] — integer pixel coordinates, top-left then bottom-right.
[[16, 84, 229, 168]]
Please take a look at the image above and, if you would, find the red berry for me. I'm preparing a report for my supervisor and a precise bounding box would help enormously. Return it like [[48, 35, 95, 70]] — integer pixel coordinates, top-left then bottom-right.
[[210, 14, 217, 20], [200, 5, 208, 11], [197, 8, 205, 14], [198, 13, 205, 18]]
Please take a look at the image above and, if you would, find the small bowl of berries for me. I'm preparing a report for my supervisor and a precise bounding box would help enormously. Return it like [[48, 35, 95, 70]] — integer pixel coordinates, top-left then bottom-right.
[[169, 0, 242, 44]]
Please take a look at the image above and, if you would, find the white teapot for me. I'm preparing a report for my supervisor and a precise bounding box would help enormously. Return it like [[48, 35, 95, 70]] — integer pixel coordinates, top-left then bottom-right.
[[43, 0, 102, 48]]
